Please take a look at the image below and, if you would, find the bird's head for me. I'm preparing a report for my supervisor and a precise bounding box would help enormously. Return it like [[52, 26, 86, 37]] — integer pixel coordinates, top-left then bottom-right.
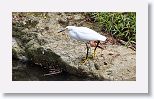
[[58, 26, 75, 33]]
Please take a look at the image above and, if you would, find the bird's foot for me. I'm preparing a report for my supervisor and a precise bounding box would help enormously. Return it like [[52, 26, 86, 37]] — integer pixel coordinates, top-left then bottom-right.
[[80, 58, 88, 64]]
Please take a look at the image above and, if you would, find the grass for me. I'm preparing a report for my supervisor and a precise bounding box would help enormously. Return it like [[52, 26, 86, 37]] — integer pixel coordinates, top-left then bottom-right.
[[12, 12, 136, 46], [88, 12, 136, 45]]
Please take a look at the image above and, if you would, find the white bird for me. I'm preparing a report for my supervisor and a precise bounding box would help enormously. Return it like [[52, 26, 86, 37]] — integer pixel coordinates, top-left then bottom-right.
[[58, 26, 107, 63]]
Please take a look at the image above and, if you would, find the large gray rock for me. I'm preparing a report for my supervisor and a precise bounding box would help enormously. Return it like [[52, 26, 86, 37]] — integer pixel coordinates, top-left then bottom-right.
[[12, 37, 27, 60], [12, 13, 136, 80]]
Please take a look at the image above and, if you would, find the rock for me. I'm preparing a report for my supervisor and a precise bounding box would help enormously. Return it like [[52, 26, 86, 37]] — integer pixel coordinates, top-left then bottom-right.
[[12, 13, 136, 81], [96, 45, 136, 80], [74, 14, 84, 20], [12, 37, 27, 60], [58, 18, 69, 25]]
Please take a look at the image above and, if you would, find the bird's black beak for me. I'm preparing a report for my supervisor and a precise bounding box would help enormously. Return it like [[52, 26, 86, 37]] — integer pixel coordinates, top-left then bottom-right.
[[58, 29, 66, 33]]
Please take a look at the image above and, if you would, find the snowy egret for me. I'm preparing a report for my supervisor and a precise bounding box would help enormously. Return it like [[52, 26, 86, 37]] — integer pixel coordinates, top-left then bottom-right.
[[58, 26, 107, 63]]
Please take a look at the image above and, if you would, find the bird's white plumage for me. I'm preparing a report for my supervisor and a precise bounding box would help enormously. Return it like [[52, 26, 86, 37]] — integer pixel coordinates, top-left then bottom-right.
[[66, 26, 106, 41]]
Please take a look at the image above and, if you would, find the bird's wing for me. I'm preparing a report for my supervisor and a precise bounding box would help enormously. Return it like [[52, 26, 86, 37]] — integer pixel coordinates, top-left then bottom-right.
[[76, 27, 98, 34], [74, 27, 106, 41]]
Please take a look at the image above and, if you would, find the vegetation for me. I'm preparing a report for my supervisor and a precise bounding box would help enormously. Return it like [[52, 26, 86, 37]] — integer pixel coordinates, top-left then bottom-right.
[[88, 12, 136, 45], [13, 12, 136, 46]]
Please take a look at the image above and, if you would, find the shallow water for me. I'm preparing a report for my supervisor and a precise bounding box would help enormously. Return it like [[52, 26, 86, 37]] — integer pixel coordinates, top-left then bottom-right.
[[12, 59, 98, 81]]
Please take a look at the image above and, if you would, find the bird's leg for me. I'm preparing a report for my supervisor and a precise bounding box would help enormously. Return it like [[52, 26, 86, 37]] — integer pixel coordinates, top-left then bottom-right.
[[81, 43, 89, 64], [93, 40, 100, 58]]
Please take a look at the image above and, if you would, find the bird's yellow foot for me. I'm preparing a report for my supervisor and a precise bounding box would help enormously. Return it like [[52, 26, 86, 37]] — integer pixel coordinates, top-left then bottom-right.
[[80, 58, 88, 64]]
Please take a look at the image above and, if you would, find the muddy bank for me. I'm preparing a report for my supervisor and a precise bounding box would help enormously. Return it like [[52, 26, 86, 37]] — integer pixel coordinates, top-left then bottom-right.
[[12, 12, 136, 81]]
